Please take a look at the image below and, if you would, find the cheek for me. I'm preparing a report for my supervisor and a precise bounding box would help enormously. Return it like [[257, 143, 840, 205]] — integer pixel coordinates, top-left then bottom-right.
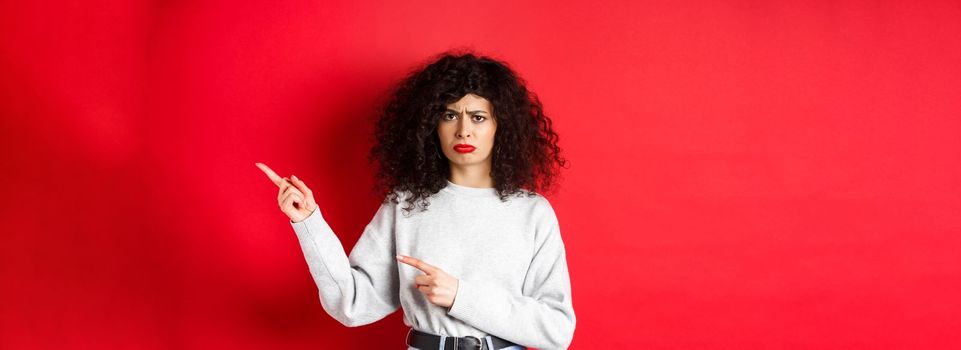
[[485, 126, 497, 145], [436, 126, 450, 143]]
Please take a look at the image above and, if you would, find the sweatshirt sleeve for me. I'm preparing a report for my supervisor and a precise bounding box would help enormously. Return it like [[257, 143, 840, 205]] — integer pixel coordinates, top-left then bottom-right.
[[289, 201, 401, 327], [446, 197, 576, 349]]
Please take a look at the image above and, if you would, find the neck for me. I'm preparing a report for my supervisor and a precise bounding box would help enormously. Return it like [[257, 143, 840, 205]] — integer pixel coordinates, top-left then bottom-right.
[[448, 162, 495, 188]]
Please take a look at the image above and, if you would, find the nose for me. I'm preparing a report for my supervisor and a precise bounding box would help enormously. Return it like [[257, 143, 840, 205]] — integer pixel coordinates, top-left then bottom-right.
[[455, 115, 471, 138]]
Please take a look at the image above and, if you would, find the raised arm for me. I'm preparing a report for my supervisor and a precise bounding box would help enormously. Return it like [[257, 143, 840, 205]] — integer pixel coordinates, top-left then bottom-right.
[[257, 162, 400, 327], [290, 200, 401, 327]]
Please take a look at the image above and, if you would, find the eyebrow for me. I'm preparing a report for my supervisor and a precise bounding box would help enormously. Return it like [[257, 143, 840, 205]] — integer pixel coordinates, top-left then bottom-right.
[[446, 108, 488, 114]]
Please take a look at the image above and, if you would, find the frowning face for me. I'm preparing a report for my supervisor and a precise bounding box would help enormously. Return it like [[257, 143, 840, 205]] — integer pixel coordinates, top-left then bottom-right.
[[437, 93, 497, 168]]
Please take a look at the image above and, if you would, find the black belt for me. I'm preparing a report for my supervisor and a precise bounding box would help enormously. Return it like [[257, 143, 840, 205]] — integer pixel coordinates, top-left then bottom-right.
[[406, 328, 520, 350]]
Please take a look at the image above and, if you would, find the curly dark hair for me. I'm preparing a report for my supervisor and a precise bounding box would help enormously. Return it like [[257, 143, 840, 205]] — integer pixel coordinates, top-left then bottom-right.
[[367, 49, 568, 215]]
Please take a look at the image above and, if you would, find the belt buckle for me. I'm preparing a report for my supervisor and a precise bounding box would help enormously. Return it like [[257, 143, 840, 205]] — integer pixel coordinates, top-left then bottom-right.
[[458, 335, 482, 350]]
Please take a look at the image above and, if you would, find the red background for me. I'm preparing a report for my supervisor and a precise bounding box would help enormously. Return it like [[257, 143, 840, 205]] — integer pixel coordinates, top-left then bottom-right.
[[2, 0, 959, 348]]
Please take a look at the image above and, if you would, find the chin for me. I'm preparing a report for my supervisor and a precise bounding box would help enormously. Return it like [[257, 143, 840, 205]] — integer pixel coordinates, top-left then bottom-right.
[[449, 158, 488, 167]]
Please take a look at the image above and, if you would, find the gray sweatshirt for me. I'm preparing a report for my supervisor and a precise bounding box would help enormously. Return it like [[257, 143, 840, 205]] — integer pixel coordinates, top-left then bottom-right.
[[290, 180, 576, 349]]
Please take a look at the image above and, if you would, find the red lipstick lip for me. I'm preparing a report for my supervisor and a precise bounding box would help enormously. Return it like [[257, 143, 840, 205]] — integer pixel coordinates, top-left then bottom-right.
[[453, 144, 475, 153]]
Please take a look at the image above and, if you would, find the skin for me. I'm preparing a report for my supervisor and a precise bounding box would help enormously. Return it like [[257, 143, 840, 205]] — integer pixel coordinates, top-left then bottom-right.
[[396, 255, 459, 309], [437, 93, 497, 188], [255, 162, 462, 309]]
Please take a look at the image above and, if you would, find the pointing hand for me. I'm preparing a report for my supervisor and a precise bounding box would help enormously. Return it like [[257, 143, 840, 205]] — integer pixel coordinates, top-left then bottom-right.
[[255, 162, 317, 223], [396, 255, 460, 309]]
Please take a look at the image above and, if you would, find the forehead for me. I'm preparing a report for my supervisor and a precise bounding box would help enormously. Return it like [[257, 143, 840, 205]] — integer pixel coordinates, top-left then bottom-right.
[[446, 93, 492, 111]]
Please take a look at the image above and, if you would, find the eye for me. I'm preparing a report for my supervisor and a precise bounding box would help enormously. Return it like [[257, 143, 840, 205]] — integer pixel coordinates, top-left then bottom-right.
[[442, 112, 456, 121], [472, 115, 486, 122]]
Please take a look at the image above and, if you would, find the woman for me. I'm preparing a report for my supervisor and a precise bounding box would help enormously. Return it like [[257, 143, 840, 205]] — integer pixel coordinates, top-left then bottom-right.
[[256, 50, 575, 349]]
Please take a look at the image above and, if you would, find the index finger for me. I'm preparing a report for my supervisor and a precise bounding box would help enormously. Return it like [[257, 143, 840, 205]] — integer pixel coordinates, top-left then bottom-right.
[[395, 255, 439, 275], [255, 162, 285, 187]]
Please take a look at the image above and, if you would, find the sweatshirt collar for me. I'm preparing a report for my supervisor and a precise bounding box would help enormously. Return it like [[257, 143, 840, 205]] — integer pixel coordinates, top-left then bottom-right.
[[442, 180, 498, 197]]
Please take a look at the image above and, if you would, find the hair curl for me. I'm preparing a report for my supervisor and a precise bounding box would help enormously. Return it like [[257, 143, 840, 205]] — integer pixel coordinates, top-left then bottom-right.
[[368, 49, 568, 215]]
